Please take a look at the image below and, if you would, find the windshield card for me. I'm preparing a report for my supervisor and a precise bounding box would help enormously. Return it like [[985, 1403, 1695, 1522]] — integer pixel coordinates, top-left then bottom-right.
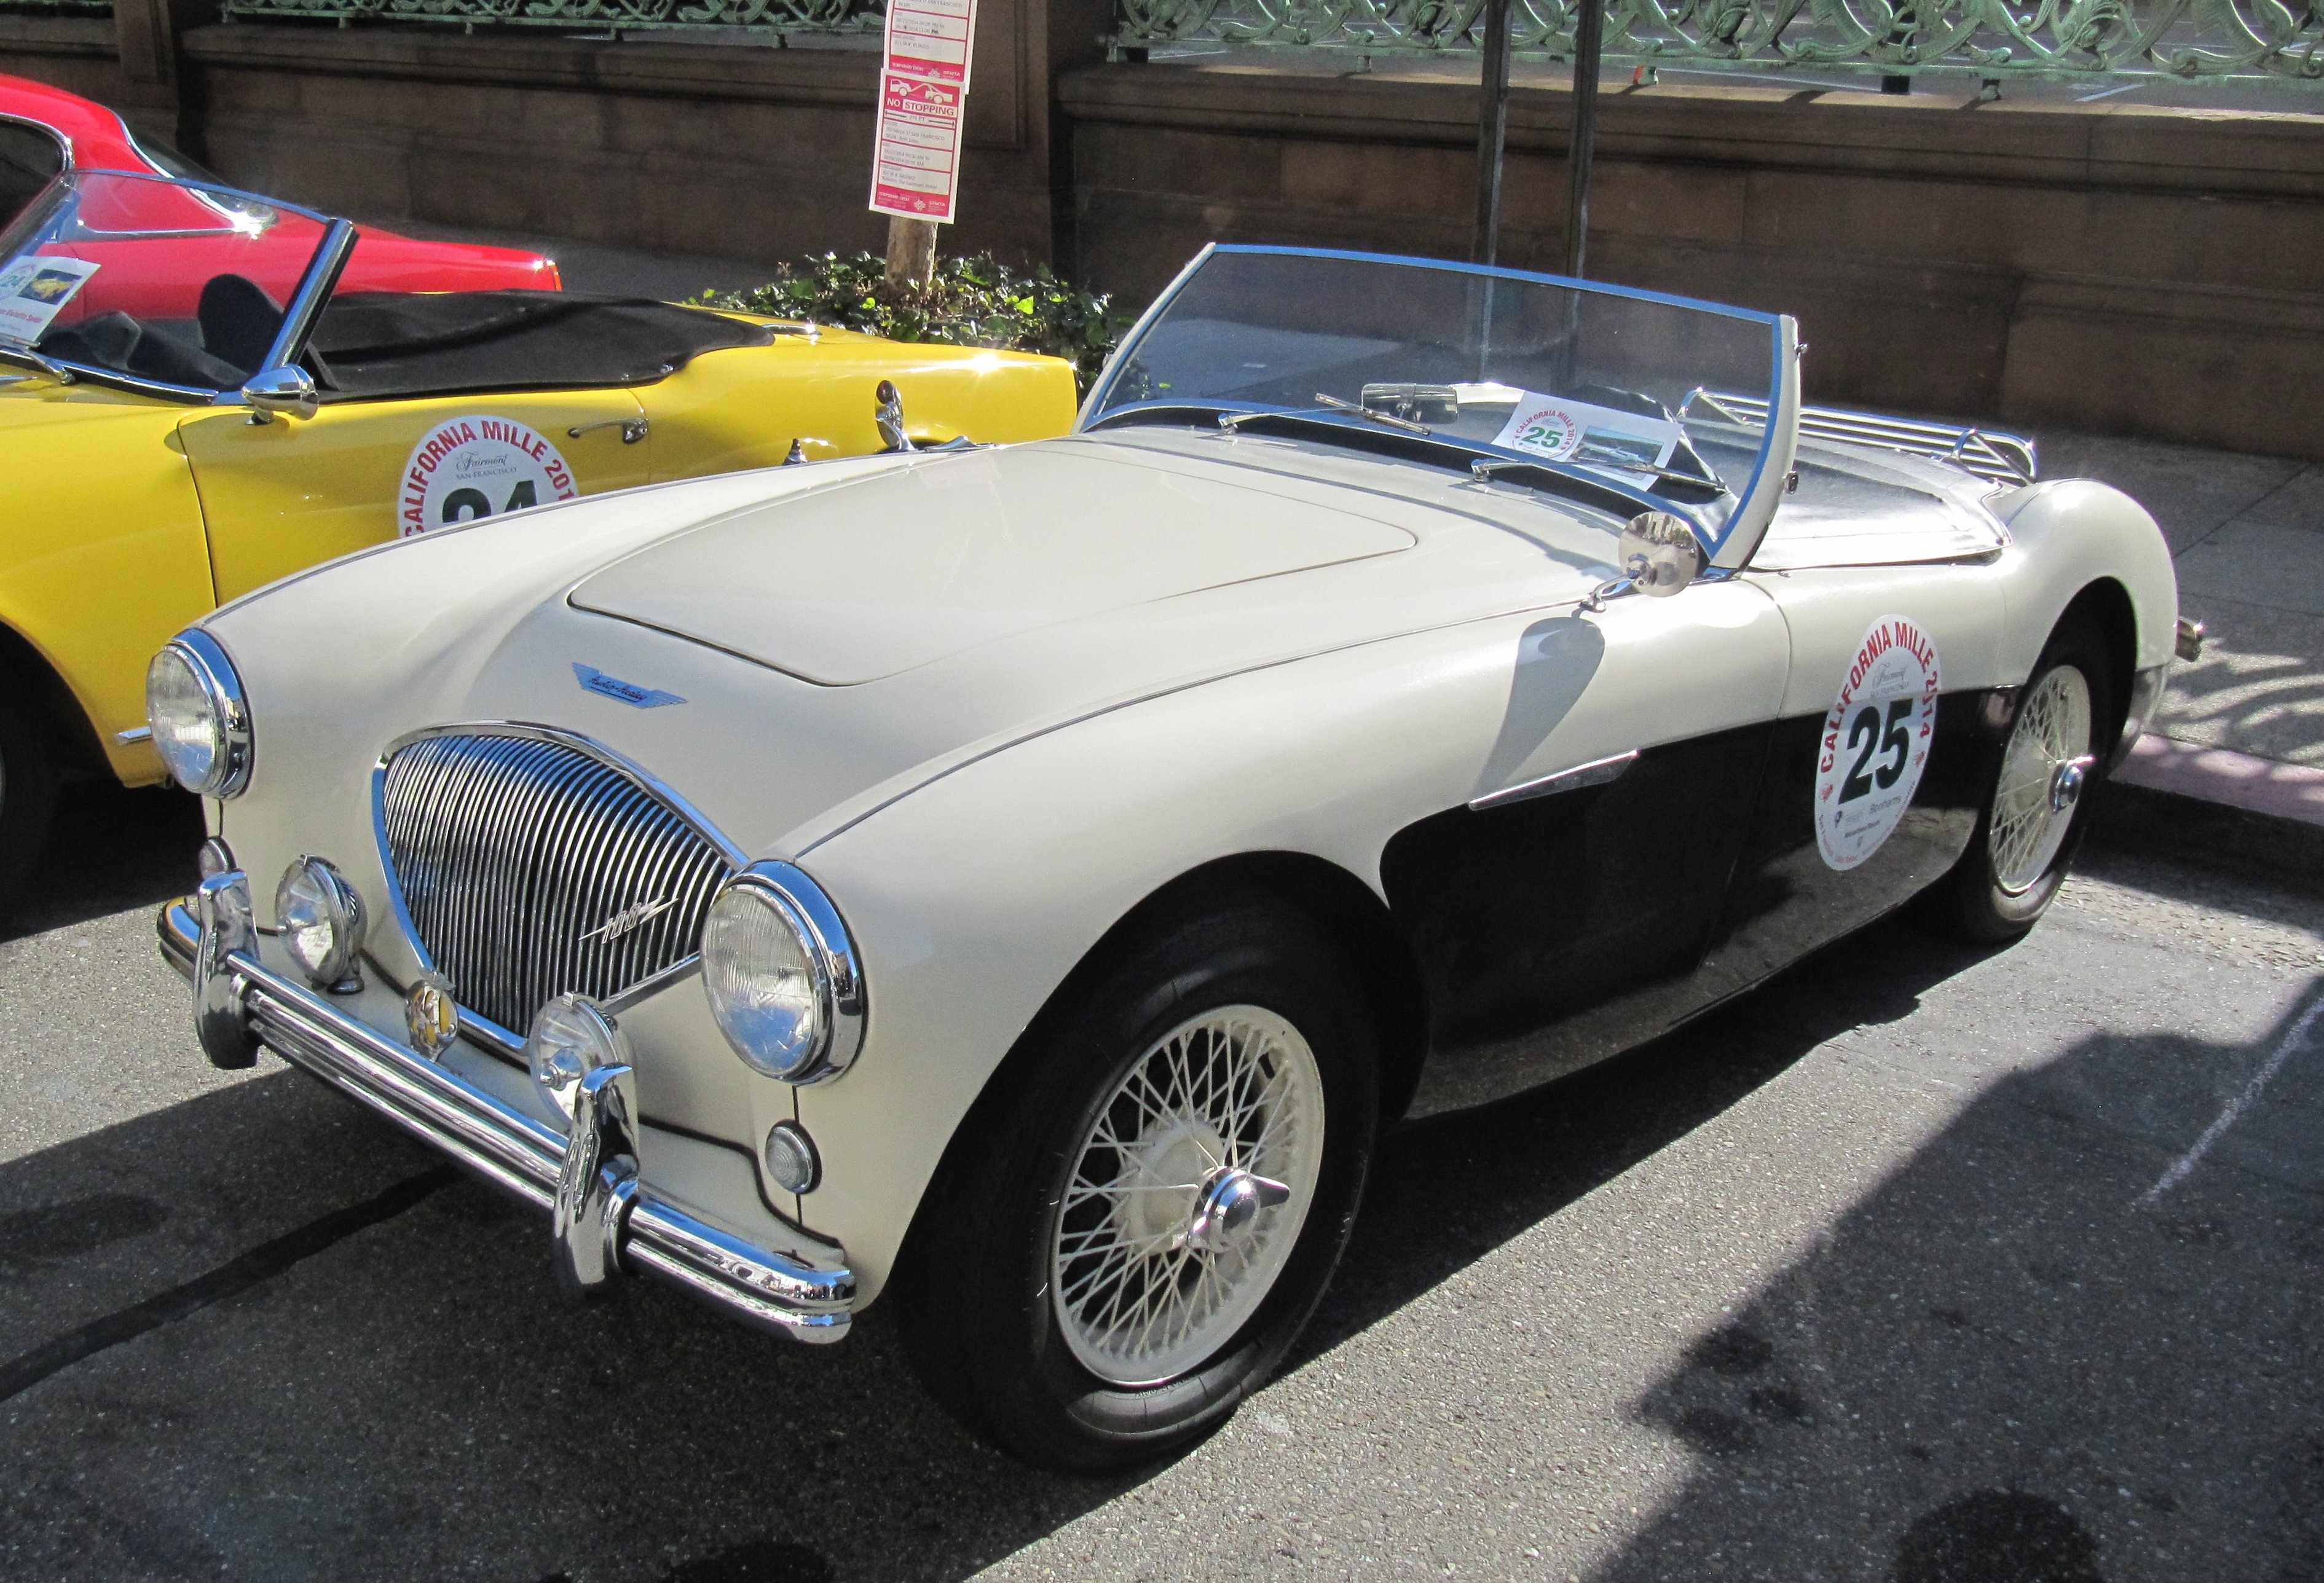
[[1490, 391, 1681, 474], [0, 256, 98, 345]]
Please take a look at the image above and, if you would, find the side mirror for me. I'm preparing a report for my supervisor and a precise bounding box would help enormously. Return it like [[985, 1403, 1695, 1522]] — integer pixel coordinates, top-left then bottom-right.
[[873, 379, 913, 454], [242, 366, 318, 424], [1619, 511, 1705, 598]]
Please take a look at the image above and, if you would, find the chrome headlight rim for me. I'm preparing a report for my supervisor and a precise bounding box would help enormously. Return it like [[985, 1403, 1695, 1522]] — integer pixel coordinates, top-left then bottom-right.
[[148, 629, 253, 798], [704, 860, 865, 1085]]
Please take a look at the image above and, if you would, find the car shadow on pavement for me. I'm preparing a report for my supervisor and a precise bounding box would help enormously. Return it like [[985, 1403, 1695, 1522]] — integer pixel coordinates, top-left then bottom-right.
[[1299, 916, 1995, 1368], [1589, 981, 2324, 1583], [0, 781, 200, 945], [0, 895, 2005, 1582]]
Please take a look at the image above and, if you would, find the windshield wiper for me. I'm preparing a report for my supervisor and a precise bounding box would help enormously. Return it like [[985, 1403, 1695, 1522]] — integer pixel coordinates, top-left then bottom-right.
[[1216, 393, 1432, 438], [0, 342, 75, 385]]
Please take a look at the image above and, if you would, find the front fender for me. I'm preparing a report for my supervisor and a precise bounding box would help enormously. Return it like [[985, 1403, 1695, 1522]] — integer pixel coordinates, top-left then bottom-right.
[[788, 579, 1789, 1300], [0, 395, 213, 783]]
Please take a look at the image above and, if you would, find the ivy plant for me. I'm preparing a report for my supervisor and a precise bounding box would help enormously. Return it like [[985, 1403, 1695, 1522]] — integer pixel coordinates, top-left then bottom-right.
[[698, 251, 1125, 394]]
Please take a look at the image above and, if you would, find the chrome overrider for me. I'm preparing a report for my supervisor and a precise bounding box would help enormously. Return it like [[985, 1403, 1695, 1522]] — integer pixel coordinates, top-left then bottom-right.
[[159, 873, 856, 1341]]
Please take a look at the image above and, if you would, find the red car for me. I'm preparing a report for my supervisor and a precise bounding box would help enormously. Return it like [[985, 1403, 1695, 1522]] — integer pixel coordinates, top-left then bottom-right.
[[0, 75, 561, 294]]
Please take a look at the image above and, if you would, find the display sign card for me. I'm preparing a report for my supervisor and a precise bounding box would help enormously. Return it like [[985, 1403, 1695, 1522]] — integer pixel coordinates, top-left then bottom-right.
[[870, 0, 975, 224], [0, 256, 98, 345], [1490, 390, 1682, 474]]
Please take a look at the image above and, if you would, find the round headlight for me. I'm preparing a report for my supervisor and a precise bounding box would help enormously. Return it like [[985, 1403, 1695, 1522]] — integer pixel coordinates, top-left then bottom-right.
[[275, 855, 366, 991], [701, 862, 864, 1084], [146, 630, 251, 798], [525, 992, 631, 1125]]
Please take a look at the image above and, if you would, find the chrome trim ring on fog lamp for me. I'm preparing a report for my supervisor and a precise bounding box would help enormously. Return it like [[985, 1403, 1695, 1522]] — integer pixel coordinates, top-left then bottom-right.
[[146, 629, 253, 798], [701, 861, 865, 1085], [763, 1120, 821, 1195], [525, 993, 632, 1127], [274, 855, 366, 994]]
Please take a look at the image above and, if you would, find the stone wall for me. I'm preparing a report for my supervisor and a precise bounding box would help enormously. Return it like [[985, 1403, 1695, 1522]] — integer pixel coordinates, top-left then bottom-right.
[[3, 18, 2320, 456], [4, 0, 1112, 266], [1062, 66, 2324, 459]]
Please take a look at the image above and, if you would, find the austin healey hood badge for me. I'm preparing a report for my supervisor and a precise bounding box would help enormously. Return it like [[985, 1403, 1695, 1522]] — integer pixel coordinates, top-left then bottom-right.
[[573, 663, 685, 709]]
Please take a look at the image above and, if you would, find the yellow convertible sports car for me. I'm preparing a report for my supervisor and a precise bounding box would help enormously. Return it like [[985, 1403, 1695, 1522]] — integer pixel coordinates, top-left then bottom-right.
[[0, 168, 1076, 892]]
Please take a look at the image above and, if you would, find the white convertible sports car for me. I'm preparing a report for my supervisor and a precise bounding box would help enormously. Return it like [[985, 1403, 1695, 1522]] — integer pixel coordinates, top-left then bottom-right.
[[156, 246, 2191, 1470]]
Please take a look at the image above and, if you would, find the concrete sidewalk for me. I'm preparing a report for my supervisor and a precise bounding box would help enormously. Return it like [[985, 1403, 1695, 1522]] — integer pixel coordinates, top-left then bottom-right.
[[377, 220, 2324, 855]]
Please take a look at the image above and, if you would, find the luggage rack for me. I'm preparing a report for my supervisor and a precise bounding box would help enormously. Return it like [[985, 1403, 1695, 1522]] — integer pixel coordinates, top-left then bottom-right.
[[1682, 390, 2038, 487]]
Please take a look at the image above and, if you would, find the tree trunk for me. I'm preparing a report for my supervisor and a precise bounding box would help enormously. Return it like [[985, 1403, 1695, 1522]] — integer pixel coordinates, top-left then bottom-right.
[[886, 217, 939, 288]]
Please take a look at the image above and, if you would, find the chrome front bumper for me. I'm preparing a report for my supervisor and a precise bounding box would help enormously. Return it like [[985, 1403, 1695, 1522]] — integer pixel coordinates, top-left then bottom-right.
[[160, 875, 854, 1342]]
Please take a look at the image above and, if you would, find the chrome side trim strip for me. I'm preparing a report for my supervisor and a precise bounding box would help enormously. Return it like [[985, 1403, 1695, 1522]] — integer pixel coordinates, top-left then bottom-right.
[[158, 893, 854, 1341], [1469, 750, 1639, 812]]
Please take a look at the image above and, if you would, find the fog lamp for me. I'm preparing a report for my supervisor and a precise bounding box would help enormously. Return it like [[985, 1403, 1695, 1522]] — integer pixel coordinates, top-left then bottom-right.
[[763, 1120, 821, 1195], [275, 855, 366, 992], [526, 993, 631, 1126]]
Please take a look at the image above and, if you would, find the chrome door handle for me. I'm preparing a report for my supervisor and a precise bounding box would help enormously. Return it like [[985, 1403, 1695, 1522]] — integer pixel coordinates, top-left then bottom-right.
[[568, 417, 648, 444]]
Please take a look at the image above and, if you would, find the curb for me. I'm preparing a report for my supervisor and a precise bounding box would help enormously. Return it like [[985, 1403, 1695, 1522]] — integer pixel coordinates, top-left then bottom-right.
[[2087, 737, 2324, 888]]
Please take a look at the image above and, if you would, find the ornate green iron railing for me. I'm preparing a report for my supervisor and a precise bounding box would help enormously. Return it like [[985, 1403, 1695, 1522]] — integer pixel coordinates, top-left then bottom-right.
[[216, 0, 880, 39], [1108, 0, 2324, 85]]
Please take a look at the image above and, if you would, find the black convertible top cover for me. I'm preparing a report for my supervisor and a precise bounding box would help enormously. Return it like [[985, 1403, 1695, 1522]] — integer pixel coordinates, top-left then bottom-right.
[[308, 290, 773, 401]]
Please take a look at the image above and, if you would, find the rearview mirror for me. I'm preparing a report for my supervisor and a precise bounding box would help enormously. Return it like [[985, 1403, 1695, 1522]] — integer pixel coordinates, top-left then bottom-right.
[[242, 366, 318, 424], [1620, 511, 1705, 598]]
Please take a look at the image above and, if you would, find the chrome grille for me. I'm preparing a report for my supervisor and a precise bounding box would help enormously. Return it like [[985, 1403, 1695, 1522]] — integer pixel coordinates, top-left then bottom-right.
[[377, 730, 737, 1039]]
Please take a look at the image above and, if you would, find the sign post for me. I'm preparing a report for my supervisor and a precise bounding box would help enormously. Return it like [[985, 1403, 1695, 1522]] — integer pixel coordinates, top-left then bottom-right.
[[871, 0, 975, 287]]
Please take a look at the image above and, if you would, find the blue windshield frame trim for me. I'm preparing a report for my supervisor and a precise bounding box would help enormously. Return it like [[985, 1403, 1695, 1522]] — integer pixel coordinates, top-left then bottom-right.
[[1205, 243, 1785, 327], [1080, 243, 1786, 560]]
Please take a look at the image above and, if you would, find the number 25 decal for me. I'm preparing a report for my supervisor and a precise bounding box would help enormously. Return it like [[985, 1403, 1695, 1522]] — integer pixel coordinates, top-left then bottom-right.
[[1816, 616, 1941, 871], [1838, 697, 1915, 804]]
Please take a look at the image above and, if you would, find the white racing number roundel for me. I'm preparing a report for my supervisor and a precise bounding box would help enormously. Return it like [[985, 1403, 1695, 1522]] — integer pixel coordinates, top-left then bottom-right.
[[399, 416, 577, 537], [1815, 615, 1941, 871]]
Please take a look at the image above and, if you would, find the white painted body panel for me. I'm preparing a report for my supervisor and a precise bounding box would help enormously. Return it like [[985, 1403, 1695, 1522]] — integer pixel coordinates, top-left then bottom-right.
[[199, 420, 2178, 1308]]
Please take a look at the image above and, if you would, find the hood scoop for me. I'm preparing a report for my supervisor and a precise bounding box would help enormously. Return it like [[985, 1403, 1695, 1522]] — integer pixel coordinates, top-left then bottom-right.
[[569, 444, 1416, 685]]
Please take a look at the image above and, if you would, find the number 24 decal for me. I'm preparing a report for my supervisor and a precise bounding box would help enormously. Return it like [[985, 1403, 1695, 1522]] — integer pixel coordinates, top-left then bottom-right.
[[1839, 699, 1915, 804]]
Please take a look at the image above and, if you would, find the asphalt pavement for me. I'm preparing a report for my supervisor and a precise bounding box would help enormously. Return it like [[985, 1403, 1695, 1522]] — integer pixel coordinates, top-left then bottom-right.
[[0, 785, 2317, 1582]]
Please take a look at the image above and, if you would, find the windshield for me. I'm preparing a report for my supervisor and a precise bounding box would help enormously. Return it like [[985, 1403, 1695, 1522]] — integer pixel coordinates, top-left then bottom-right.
[[1082, 246, 1797, 564], [0, 168, 329, 394]]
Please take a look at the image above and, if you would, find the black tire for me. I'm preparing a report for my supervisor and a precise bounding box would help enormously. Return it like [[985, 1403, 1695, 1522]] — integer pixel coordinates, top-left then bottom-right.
[[0, 683, 57, 906], [890, 895, 1378, 1472], [1923, 614, 2113, 944]]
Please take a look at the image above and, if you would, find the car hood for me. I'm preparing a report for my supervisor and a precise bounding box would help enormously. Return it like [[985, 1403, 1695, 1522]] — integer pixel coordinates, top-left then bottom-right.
[[568, 441, 1421, 685], [208, 433, 1623, 869]]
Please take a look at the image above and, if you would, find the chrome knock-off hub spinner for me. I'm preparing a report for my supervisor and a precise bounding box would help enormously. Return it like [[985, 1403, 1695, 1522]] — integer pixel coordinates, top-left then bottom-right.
[[1186, 1167, 1293, 1255]]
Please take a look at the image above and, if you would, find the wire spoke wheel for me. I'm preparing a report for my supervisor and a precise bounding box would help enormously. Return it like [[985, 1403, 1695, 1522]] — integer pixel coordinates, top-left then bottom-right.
[[1989, 663, 2094, 895], [1051, 1004, 1326, 1387]]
